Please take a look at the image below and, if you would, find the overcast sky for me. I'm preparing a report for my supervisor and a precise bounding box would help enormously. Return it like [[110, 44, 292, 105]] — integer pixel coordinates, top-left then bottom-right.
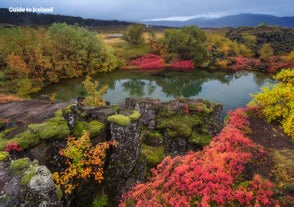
[[2, 0, 294, 21]]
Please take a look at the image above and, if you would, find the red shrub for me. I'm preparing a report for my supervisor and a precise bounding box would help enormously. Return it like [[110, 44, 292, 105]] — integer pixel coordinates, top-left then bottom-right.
[[5, 142, 23, 152], [170, 60, 195, 71], [119, 108, 278, 207], [131, 54, 165, 69], [231, 56, 260, 71]]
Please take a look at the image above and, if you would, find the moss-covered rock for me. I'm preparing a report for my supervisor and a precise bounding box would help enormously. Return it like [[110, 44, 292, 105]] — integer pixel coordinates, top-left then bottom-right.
[[107, 110, 140, 126], [141, 145, 164, 167], [9, 158, 30, 175], [0, 151, 9, 161], [73, 121, 105, 137]]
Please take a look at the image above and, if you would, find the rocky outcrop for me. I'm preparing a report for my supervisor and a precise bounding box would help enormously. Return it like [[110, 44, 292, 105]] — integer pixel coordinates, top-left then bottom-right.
[[106, 117, 145, 203], [0, 158, 62, 207], [0, 97, 223, 206]]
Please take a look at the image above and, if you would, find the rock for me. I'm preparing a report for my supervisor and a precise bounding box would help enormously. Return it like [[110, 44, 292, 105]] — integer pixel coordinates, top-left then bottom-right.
[[0, 158, 62, 207], [106, 114, 145, 204]]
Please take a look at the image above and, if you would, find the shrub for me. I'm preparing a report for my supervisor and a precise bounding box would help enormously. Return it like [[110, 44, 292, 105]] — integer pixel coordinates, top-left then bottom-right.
[[123, 24, 145, 45], [119, 108, 277, 206], [82, 76, 108, 107], [170, 60, 195, 71], [52, 131, 117, 194], [131, 54, 165, 69], [249, 68, 294, 138]]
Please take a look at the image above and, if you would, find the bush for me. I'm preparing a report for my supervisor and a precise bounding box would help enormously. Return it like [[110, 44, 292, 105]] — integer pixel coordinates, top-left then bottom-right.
[[130, 54, 165, 69], [123, 24, 145, 45], [82, 76, 108, 107], [120, 108, 277, 206], [249, 68, 294, 138]]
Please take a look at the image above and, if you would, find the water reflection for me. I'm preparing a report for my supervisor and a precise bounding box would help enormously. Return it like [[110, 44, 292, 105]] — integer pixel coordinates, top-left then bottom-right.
[[35, 69, 273, 115]]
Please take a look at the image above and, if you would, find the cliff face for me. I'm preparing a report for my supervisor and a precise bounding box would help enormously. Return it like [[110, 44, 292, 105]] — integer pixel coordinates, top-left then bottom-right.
[[0, 98, 223, 206]]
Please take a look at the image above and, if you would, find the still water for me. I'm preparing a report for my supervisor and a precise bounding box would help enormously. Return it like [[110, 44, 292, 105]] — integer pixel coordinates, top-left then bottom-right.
[[35, 69, 274, 116]]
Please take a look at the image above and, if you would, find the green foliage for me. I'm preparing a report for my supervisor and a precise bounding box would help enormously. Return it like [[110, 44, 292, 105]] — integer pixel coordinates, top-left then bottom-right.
[[249, 68, 294, 138], [258, 43, 274, 60], [163, 26, 209, 66], [123, 24, 145, 45], [9, 158, 30, 175], [0, 151, 9, 161], [82, 76, 108, 107]]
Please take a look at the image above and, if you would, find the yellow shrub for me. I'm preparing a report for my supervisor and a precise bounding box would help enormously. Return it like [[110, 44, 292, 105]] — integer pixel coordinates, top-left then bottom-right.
[[249, 68, 294, 138]]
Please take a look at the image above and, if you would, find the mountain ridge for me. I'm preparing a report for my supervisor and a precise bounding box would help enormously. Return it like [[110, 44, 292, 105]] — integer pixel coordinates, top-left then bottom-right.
[[142, 13, 294, 28]]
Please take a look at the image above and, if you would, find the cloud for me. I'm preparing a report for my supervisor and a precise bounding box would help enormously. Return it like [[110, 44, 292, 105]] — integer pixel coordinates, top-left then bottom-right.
[[2, 0, 294, 20]]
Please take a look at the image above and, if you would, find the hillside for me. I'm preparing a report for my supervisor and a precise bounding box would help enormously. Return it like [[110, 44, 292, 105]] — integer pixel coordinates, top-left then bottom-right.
[[0, 8, 131, 28], [143, 13, 294, 28]]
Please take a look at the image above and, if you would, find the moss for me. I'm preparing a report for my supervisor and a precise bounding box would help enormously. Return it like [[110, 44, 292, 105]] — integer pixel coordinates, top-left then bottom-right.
[[91, 191, 109, 207], [56, 186, 63, 201], [129, 110, 141, 121], [157, 114, 200, 138], [9, 131, 40, 150], [0, 109, 71, 151], [0, 151, 9, 161], [20, 172, 36, 186], [89, 121, 105, 136], [142, 144, 164, 167], [273, 149, 294, 191], [74, 121, 105, 137], [107, 110, 141, 127], [142, 130, 163, 146], [189, 132, 212, 146], [9, 158, 30, 175], [107, 114, 131, 126], [29, 116, 70, 140]]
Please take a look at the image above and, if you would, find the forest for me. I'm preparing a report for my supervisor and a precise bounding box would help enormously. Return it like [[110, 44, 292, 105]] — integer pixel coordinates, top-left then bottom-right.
[[0, 23, 293, 207]]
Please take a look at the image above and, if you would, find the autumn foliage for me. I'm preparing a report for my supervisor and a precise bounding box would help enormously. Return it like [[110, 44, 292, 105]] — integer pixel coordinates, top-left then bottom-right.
[[131, 54, 165, 69], [170, 60, 195, 71], [52, 131, 117, 194], [120, 108, 277, 206]]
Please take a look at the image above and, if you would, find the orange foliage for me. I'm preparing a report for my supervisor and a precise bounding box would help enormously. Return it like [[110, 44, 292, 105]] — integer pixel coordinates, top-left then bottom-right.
[[0, 94, 23, 103], [52, 131, 117, 194]]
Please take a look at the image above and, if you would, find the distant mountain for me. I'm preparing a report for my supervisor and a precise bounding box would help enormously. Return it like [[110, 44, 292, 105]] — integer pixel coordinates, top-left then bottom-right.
[[142, 14, 294, 28], [0, 8, 132, 28]]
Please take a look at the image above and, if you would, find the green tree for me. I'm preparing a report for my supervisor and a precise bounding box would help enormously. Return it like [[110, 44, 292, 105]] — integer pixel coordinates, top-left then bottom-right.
[[163, 26, 209, 66], [258, 43, 274, 61], [123, 24, 145, 45], [82, 76, 108, 107]]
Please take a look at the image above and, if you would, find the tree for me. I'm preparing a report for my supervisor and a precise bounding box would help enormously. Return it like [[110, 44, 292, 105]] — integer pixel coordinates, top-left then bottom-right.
[[82, 76, 109, 107], [163, 26, 209, 66], [258, 43, 274, 61], [123, 24, 145, 45]]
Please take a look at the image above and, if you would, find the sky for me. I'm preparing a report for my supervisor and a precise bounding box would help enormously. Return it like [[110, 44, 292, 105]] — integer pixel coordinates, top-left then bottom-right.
[[2, 0, 294, 21]]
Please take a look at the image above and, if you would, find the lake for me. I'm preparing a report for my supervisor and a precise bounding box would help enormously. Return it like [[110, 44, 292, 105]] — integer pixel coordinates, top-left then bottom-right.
[[35, 69, 274, 116]]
